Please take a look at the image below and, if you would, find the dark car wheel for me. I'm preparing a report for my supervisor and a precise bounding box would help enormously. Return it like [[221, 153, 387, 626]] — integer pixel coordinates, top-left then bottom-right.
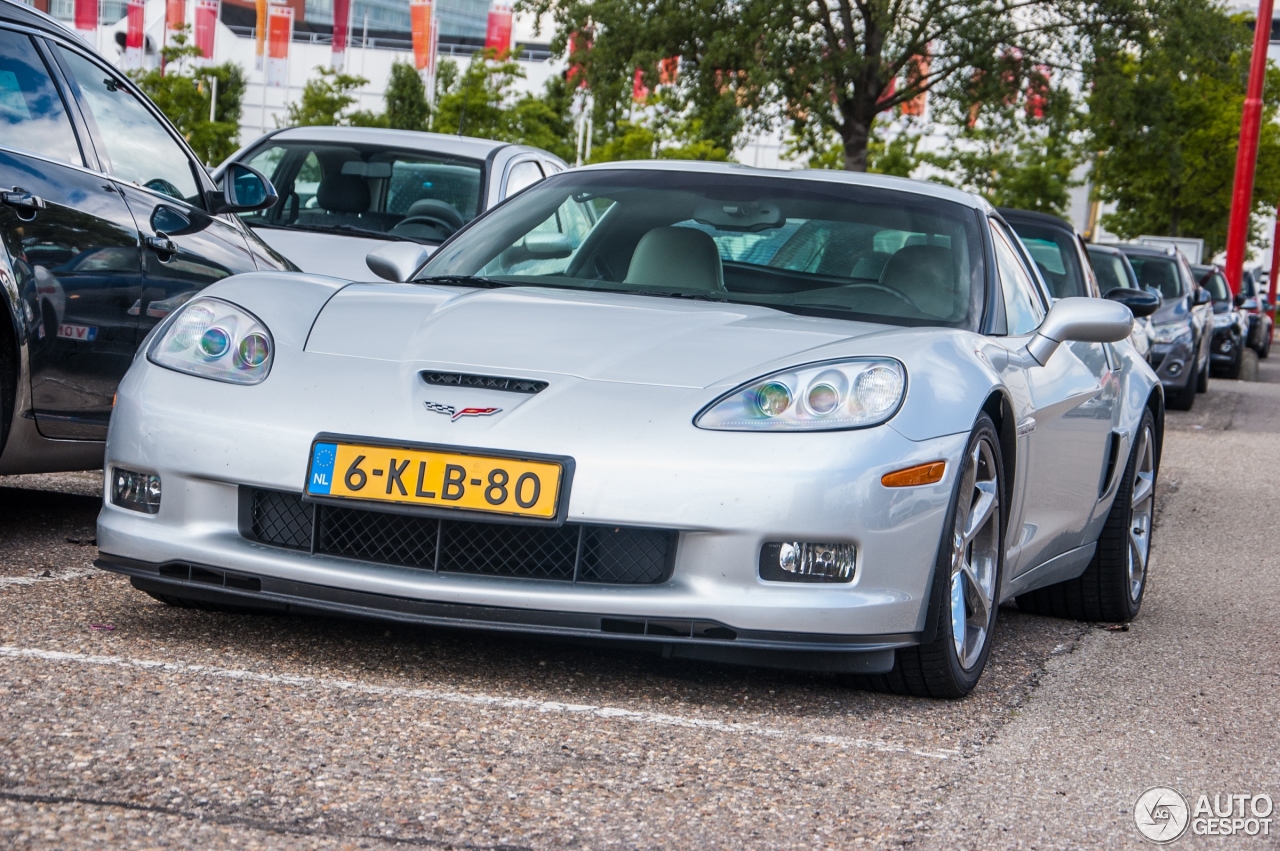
[[1260, 326, 1272, 359], [1196, 351, 1210, 393], [1017, 409, 1156, 623], [859, 413, 1004, 699], [1223, 340, 1243, 380], [1166, 365, 1196, 411]]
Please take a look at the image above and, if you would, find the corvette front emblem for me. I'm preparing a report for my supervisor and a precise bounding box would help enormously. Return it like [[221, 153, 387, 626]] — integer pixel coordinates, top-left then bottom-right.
[[424, 401, 503, 421]]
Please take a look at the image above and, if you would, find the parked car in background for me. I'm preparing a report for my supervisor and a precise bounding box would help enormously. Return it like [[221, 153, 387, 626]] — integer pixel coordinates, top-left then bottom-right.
[[0, 0, 283, 474], [1120, 243, 1213, 410], [1194, 264, 1248, 379], [999, 209, 1158, 362], [1087, 243, 1156, 364], [216, 127, 569, 282], [1237, 268, 1273, 358]]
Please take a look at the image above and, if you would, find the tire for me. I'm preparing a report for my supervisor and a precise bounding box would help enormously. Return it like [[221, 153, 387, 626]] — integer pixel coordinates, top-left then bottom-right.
[[1260, 326, 1272, 359], [1195, 351, 1209, 393], [858, 413, 1004, 699], [1017, 409, 1156, 623], [1223, 343, 1243, 380], [1165, 365, 1196, 411]]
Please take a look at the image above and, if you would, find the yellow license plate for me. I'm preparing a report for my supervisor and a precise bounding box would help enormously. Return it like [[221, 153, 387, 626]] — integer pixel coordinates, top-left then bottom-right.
[[305, 439, 565, 520]]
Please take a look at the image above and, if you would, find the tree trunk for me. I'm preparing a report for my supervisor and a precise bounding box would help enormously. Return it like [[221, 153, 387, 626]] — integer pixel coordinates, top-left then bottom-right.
[[843, 118, 871, 171]]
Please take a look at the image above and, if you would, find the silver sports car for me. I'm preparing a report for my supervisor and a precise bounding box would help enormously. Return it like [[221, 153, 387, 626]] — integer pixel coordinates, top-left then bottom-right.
[[97, 163, 1163, 698]]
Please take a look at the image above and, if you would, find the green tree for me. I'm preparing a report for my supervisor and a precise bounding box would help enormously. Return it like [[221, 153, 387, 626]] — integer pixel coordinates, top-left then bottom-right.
[[1087, 0, 1280, 254], [926, 69, 1084, 216], [524, 0, 1134, 171], [383, 61, 431, 131], [284, 67, 372, 127], [130, 27, 246, 165]]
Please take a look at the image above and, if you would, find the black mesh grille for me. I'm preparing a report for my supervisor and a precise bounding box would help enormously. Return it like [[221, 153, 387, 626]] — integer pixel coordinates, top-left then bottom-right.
[[250, 489, 313, 551], [420, 371, 548, 394], [242, 489, 674, 585], [318, 506, 438, 568]]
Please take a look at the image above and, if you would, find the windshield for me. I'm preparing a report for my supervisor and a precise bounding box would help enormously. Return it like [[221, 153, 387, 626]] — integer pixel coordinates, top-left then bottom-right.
[[1088, 247, 1136, 294], [421, 170, 985, 327], [1196, 268, 1231, 303], [1125, 253, 1183, 300], [1004, 220, 1087, 298], [236, 140, 484, 243]]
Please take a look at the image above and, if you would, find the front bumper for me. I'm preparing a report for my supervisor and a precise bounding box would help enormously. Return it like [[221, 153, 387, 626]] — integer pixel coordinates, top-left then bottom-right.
[[98, 353, 969, 662], [1150, 335, 1195, 386], [1210, 327, 1240, 368]]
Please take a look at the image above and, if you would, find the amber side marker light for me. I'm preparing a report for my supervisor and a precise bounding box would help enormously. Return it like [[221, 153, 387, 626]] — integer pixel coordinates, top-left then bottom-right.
[[881, 461, 946, 488]]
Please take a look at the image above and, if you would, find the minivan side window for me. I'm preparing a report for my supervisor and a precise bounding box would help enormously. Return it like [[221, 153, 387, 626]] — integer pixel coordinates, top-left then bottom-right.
[[0, 28, 82, 166], [55, 46, 201, 205]]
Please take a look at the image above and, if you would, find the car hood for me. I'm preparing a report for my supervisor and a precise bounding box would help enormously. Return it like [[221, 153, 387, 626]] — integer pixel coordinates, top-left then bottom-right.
[[304, 284, 895, 389], [1151, 293, 1190, 326], [249, 228, 436, 282]]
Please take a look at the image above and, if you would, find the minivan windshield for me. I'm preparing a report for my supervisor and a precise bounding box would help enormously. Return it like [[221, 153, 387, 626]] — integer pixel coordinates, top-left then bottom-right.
[[421, 170, 985, 327], [236, 140, 484, 244], [1125, 253, 1184, 300]]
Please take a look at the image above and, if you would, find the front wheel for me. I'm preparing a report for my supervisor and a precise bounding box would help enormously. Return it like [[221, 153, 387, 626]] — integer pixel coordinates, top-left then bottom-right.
[[861, 413, 1004, 699], [1017, 409, 1157, 622], [1196, 351, 1210, 393], [1260, 325, 1272, 359]]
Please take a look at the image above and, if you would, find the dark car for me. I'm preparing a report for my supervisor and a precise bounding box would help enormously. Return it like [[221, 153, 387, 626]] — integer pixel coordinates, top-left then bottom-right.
[[999, 208, 1160, 362], [1086, 242, 1157, 364], [1193, 264, 1248, 379], [1237, 268, 1273, 358], [1120, 244, 1214, 410], [0, 0, 284, 472]]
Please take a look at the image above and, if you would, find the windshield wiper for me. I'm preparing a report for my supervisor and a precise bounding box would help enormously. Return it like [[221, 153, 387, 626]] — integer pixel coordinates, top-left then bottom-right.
[[601, 288, 730, 303], [415, 274, 512, 289], [246, 221, 409, 242]]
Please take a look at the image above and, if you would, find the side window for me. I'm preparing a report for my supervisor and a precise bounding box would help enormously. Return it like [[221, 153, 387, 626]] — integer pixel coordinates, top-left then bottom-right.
[[992, 223, 1046, 335], [0, 29, 82, 166], [481, 195, 606, 277], [504, 160, 544, 197], [55, 46, 200, 204]]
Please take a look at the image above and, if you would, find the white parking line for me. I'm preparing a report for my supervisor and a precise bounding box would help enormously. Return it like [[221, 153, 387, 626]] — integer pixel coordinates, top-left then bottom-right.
[[0, 645, 960, 760], [0, 568, 97, 589]]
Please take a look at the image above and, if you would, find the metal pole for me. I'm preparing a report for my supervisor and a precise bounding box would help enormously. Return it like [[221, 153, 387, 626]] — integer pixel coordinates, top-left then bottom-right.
[[209, 74, 217, 123], [1224, 0, 1275, 295], [1269, 212, 1280, 319]]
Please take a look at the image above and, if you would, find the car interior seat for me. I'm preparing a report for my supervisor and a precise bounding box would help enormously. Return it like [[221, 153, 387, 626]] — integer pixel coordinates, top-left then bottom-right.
[[879, 244, 959, 319], [624, 226, 725, 291], [297, 173, 371, 228]]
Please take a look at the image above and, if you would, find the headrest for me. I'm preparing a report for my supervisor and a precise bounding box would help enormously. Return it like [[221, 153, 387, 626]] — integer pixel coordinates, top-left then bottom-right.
[[316, 173, 370, 214], [879, 244, 957, 318], [624, 226, 724, 291]]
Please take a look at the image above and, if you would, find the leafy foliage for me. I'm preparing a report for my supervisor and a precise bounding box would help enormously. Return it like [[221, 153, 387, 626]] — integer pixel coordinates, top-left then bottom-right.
[[283, 67, 373, 127], [383, 61, 431, 131], [130, 27, 246, 166], [1087, 0, 1280, 254]]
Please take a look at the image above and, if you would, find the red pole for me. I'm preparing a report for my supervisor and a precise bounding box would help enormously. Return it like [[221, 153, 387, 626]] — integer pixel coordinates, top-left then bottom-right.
[[1270, 212, 1280, 314], [1225, 0, 1275, 295]]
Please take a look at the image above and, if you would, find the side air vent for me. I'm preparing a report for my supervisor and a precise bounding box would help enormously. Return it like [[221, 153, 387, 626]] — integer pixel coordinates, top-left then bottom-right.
[[420, 371, 548, 394]]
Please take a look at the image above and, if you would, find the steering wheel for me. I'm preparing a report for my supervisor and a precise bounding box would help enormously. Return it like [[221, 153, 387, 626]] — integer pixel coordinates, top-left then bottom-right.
[[394, 215, 459, 238], [842, 282, 925, 313], [144, 178, 184, 199]]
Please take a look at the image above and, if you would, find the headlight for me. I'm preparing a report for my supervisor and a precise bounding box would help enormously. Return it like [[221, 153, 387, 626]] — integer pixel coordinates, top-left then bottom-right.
[[147, 297, 273, 384], [695, 358, 905, 431], [1152, 321, 1192, 345], [1212, 313, 1235, 329]]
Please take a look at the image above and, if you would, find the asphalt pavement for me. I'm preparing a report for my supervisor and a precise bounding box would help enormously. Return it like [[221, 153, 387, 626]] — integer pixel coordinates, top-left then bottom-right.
[[1, 365, 1278, 849]]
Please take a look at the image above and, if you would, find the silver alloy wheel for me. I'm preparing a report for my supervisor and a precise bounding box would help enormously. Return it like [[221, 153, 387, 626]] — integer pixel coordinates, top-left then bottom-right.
[[1128, 425, 1156, 602], [950, 438, 1000, 671]]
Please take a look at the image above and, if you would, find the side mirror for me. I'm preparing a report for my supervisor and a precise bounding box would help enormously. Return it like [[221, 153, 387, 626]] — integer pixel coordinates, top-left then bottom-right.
[[1025, 296, 1134, 366], [1104, 287, 1161, 318], [208, 163, 278, 215], [366, 243, 431, 283], [1193, 287, 1212, 306]]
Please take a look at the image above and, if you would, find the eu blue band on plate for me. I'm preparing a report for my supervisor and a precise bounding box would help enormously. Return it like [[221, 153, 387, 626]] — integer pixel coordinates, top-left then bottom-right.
[[308, 443, 337, 494]]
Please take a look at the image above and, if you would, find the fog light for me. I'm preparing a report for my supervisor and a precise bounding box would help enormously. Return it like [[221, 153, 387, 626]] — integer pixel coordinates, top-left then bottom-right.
[[759, 542, 855, 582], [1219, 339, 1233, 353], [1166, 361, 1183, 376], [112, 468, 161, 514]]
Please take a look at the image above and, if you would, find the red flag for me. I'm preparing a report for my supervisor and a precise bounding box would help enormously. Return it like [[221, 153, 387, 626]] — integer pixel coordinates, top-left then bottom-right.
[[567, 31, 591, 89], [632, 68, 649, 102], [266, 2, 292, 87], [166, 0, 186, 40], [255, 0, 268, 70], [74, 0, 95, 31], [126, 0, 144, 53], [485, 4, 513, 54], [658, 57, 679, 86], [332, 0, 350, 68], [902, 52, 929, 117], [411, 0, 437, 73], [194, 0, 219, 59]]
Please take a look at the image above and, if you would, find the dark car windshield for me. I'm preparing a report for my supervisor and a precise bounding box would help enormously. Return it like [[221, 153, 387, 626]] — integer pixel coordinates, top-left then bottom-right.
[[1004, 220, 1087, 298], [236, 140, 484, 243], [1087, 247, 1137, 293], [1196, 267, 1231, 304], [421, 170, 986, 327], [1125, 253, 1183, 300]]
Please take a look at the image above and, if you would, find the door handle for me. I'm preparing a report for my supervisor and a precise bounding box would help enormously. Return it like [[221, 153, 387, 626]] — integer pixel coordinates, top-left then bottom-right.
[[2, 188, 46, 215], [144, 234, 178, 256]]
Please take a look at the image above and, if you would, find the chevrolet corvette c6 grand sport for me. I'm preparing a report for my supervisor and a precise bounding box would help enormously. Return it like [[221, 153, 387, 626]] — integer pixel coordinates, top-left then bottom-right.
[[97, 163, 1163, 698]]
